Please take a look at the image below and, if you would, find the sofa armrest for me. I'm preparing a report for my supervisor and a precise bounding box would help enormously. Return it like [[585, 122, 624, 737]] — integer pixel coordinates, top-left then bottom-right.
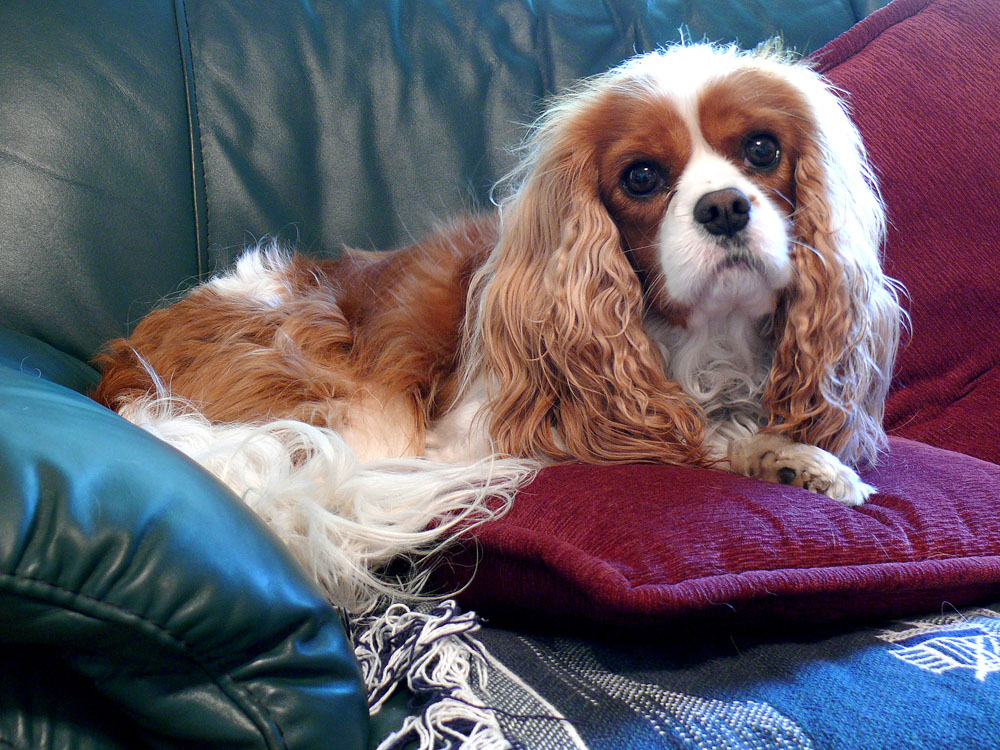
[[0, 327, 101, 394], [0, 365, 368, 749]]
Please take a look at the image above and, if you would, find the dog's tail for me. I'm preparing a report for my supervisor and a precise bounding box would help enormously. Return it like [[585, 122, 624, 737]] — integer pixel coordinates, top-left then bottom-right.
[[116, 385, 535, 614]]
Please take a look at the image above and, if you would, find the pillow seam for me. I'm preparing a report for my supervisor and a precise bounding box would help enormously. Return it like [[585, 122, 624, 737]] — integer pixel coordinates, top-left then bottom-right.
[[811, 0, 934, 72]]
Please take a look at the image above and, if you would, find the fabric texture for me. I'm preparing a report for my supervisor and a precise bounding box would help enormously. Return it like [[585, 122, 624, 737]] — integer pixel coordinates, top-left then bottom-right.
[[437, 0, 1000, 629], [471, 600, 1000, 748], [440, 438, 1000, 627], [813, 0, 1000, 464]]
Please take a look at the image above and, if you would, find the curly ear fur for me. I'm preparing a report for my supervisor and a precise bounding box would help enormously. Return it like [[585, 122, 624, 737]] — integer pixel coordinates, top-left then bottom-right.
[[764, 70, 903, 466], [466, 106, 708, 466]]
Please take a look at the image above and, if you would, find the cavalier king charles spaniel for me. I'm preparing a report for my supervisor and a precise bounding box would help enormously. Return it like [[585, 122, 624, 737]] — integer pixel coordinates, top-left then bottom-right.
[[96, 43, 902, 548]]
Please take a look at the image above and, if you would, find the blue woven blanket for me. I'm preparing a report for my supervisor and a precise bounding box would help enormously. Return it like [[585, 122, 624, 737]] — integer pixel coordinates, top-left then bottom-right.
[[471, 603, 1000, 749], [358, 600, 1000, 748]]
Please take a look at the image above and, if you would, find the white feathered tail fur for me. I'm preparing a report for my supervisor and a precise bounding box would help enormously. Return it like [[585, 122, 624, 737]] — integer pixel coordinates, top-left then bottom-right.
[[120, 380, 535, 614]]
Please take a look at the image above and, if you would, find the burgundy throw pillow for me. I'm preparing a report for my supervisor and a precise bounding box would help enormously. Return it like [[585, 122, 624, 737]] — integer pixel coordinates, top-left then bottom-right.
[[437, 0, 1000, 628], [440, 439, 1000, 627], [815, 0, 1000, 464]]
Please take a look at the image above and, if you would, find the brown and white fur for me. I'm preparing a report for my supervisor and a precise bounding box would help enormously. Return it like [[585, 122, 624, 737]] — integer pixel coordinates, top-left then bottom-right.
[[95, 44, 903, 610]]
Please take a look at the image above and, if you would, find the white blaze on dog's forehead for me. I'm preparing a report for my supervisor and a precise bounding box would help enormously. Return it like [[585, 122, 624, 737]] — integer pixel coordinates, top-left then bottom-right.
[[206, 242, 293, 307], [617, 45, 754, 138], [620, 46, 795, 317]]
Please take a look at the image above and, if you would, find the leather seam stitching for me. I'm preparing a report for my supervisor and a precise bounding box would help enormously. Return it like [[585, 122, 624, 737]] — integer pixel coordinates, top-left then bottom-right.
[[173, 0, 212, 279]]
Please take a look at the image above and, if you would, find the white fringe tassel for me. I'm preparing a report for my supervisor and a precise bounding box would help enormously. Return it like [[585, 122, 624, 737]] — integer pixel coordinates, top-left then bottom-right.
[[120, 391, 535, 614], [353, 600, 509, 750]]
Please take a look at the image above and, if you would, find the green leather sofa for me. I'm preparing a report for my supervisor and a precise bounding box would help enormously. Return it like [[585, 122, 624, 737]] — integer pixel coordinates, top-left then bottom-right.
[[0, 1, 888, 746]]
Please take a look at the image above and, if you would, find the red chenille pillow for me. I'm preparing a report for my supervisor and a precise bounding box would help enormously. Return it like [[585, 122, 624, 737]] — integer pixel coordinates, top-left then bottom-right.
[[437, 0, 1000, 627], [440, 439, 1000, 627]]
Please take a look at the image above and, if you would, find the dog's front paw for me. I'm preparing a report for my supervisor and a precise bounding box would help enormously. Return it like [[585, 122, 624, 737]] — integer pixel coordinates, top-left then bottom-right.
[[731, 434, 876, 506]]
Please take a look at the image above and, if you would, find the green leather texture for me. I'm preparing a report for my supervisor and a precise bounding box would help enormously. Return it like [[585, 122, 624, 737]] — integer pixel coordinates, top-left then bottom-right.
[[0, 366, 369, 749], [0, 326, 100, 394], [186, 0, 890, 266], [0, 1, 206, 363], [0, 0, 887, 363], [0, 655, 148, 749]]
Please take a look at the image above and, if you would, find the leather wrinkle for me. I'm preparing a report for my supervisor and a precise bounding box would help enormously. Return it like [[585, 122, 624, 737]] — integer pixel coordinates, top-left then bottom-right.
[[173, 0, 211, 279], [0, 147, 121, 199], [0, 570, 288, 749]]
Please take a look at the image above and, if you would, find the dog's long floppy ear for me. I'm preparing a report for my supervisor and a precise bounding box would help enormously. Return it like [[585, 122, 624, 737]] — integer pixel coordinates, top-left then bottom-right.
[[764, 73, 903, 466], [467, 104, 707, 466]]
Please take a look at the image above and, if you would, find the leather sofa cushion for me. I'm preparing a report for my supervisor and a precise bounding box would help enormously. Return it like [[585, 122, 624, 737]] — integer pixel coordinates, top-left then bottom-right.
[[0, 366, 368, 749], [0, 0, 886, 362]]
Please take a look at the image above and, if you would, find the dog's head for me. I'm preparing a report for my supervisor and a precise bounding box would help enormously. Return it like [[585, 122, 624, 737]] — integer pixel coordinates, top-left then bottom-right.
[[471, 43, 902, 466]]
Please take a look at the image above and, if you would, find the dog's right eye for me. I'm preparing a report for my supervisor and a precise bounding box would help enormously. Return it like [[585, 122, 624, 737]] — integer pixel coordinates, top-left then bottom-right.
[[743, 133, 781, 171], [621, 161, 666, 198]]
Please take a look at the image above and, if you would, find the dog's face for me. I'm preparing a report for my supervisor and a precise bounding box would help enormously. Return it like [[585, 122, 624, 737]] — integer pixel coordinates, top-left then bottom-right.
[[480, 44, 899, 467], [588, 48, 816, 327]]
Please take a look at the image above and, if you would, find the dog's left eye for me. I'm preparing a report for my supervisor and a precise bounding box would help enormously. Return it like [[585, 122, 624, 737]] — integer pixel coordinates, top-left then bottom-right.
[[621, 161, 666, 198], [743, 134, 781, 171]]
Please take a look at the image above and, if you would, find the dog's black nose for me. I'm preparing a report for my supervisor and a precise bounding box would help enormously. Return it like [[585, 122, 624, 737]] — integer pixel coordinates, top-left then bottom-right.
[[694, 188, 751, 237]]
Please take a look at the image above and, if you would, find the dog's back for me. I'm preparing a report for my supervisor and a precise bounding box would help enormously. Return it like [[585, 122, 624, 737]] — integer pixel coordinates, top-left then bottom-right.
[[94, 214, 498, 460]]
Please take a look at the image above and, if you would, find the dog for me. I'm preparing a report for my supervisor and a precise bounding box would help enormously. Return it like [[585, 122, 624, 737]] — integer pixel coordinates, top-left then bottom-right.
[[95, 43, 903, 608]]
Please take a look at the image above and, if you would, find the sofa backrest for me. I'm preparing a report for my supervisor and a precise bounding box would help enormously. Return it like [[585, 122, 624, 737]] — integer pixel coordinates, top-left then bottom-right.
[[0, 0, 885, 362]]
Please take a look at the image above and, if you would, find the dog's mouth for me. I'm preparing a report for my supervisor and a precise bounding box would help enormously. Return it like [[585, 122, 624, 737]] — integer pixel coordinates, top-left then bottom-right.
[[716, 249, 766, 276]]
